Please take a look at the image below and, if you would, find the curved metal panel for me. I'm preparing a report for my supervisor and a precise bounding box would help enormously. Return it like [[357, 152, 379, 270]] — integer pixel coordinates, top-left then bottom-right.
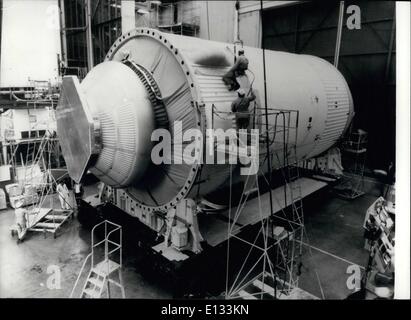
[[56, 76, 97, 183]]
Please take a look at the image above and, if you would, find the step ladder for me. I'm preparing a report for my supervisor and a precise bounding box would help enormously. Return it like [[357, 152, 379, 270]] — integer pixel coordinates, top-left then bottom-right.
[[70, 220, 125, 298]]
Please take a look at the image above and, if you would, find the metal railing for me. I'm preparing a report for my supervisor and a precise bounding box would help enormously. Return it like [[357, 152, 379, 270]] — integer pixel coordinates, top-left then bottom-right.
[[69, 253, 92, 298], [211, 105, 299, 152], [69, 220, 122, 298], [91, 220, 122, 270]]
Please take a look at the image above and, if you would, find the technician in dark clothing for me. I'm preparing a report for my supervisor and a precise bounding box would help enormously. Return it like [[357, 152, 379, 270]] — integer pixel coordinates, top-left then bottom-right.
[[223, 49, 249, 91], [231, 88, 256, 130]]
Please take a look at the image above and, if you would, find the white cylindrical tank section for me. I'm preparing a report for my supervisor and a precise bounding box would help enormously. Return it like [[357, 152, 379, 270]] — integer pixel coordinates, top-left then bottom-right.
[[0, 0, 61, 87], [157, 32, 354, 160], [57, 28, 354, 213]]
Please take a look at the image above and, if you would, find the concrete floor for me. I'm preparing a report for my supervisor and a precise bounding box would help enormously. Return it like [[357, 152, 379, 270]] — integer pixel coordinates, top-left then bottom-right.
[[0, 193, 171, 299], [299, 189, 377, 299], [0, 186, 378, 299]]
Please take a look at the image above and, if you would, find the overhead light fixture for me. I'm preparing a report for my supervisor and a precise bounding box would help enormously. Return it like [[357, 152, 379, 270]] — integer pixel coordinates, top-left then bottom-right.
[[110, 3, 121, 9], [150, 1, 162, 5]]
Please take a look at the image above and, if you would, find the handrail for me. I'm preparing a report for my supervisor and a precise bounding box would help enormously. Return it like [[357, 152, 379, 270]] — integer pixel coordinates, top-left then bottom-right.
[[106, 227, 120, 239], [91, 220, 106, 266], [91, 220, 122, 266], [70, 220, 123, 298], [215, 109, 299, 116], [93, 239, 106, 248], [69, 253, 92, 298], [108, 247, 120, 256], [106, 228, 121, 255], [106, 239, 120, 246], [91, 220, 106, 234], [103, 223, 121, 276]]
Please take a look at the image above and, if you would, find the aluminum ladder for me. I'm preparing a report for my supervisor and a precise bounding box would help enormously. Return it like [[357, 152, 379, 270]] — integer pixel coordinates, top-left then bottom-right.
[[70, 220, 125, 298]]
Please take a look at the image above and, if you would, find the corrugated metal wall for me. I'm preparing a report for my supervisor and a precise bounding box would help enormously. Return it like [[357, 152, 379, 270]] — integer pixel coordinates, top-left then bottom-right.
[[64, 0, 87, 69], [63, 0, 122, 69], [91, 0, 122, 64], [261, 1, 396, 170]]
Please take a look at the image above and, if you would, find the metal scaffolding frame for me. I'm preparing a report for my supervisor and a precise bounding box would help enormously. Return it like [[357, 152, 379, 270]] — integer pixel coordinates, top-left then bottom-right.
[[1, 99, 61, 169], [155, 1, 200, 37], [334, 129, 368, 200], [219, 106, 307, 299], [9, 130, 73, 238]]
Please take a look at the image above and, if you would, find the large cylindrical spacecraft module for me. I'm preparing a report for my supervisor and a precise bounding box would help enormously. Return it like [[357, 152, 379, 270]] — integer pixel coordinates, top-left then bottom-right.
[[57, 28, 353, 229]]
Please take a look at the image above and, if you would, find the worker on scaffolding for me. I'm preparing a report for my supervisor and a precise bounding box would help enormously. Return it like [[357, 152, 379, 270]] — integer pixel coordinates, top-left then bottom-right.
[[13, 199, 28, 243], [231, 88, 256, 147], [56, 182, 70, 210], [231, 88, 256, 129], [223, 49, 249, 91]]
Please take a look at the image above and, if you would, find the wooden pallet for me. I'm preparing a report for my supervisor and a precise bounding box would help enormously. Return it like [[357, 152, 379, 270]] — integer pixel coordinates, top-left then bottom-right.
[[234, 272, 319, 300], [28, 208, 73, 238]]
